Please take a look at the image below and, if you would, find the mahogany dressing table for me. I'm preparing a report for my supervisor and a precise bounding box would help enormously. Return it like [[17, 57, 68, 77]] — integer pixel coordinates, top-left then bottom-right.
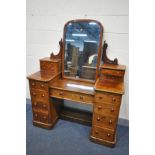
[[27, 19, 126, 147]]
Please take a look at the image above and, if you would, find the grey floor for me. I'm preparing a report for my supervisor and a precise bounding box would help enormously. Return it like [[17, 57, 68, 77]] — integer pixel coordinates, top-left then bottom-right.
[[26, 100, 129, 155]]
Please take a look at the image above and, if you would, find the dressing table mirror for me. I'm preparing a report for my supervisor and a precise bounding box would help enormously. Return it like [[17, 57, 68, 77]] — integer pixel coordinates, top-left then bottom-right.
[[27, 19, 126, 147]]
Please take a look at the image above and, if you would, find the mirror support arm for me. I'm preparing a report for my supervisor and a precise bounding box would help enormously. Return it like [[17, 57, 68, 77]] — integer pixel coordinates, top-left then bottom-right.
[[102, 41, 118, 65], [50, 38, 63, 59]]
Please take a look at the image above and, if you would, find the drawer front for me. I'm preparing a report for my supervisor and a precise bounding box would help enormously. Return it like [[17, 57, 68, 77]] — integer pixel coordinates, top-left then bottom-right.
[[32, 101, 49, 112], [92, 126, 115, 142], [30, 80, 48, 91], [33, 112, 50, 124], [50, 89, 93, 104], [93, 113, 117, 129], [95, 92, 121, 104], [94, 102, 119, 116], [101, 69, 124, 77], [30, 89, 49, 102]]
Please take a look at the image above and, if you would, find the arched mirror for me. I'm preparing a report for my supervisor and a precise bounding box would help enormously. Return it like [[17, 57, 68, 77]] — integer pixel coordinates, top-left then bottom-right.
[[62, 20, 103, 82]]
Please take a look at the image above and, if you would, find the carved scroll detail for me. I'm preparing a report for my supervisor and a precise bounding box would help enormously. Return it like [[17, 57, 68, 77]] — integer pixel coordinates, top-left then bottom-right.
[[50, 38, 63, 59], [102, 41, 118, 65]]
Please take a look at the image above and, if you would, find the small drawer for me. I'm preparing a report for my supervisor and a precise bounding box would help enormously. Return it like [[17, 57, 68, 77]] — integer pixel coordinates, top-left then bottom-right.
[[95, 92, 121, 104], [93, 114, 117, 129], [94, 102, 118, 116], [29, 80, 48, 91], [32, 101, 49, 112], [101, 69, 124, 77], [92, 126, 115, 142], [31, 89, 49, 102]]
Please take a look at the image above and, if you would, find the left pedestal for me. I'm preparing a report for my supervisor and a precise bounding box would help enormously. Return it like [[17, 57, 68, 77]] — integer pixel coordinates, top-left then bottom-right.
[[29, 79, 58, 129]]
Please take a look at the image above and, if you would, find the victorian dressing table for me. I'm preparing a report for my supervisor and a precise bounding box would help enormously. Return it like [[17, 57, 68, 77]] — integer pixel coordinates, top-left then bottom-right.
[[27, 19, 125, 147]]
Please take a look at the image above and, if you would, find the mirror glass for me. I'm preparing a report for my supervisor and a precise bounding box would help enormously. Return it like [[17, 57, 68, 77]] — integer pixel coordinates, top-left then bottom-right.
[[64, 20, 102, 81]]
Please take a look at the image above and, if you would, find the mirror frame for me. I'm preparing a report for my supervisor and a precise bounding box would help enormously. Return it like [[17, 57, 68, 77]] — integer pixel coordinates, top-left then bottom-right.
[[62, 19, 104, 83]]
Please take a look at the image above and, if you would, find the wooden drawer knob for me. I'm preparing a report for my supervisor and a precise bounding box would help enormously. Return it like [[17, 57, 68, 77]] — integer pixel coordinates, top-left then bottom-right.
[[112, 97, 116, 102], [109, 120, 112, 124], [41, 84, 44, 88], [111, 108, 114, 112], [34, 102, 37, 106], [42, 104, 47, 108], [95, 131, 99, 134], [42, 94, 45, 97], [32, 92, 36, 96], [107, 133, 111, 137], [34, 113, 38, 117], [98, 106, 102, 110], [97, 117, 100, 121], [59, 92, 63, 95], [32, 82, 35, 86], [43, 116, 47, 119], [80, 96, 83, 100]]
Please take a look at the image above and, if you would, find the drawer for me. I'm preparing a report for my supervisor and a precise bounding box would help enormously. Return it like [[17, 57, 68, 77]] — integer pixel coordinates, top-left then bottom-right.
[[94, 102, 119, 116], [101, 69, 124, 77], [33, 112, 50, 124], [29, 80, 48, 91], [95, 92, 121, 104], [30, 89, 49, 102], [32, 101, 49, 112], [50, 89, 93, 104], [92, 126, 115, 142], [93, 113, 117, 129]]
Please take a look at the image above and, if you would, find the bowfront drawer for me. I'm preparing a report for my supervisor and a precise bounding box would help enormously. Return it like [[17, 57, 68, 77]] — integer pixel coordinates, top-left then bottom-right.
[[29, 80, 48, 91], [31, 89, 49, 102], [50, 89, 93, 104], [95, 92, 121, 104], [32, 101, 49, 112], [93, 113, 117, 129], [101, 69, 124, 77], [92, 126, 115, 142], [94, 102, 119, 116]]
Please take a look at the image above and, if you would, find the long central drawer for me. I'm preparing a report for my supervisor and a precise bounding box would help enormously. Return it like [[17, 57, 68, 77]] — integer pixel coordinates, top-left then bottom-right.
[[50, 88, 94, 104]]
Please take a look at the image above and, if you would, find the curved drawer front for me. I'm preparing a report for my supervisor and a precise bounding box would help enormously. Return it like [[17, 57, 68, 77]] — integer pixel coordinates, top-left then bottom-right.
[[50, 88, 93, 104], [94, 102, 119, 116], [30, 80, 48, 91], [101, 69, 124, 77], [30, 89, 49, 102], [33, 112, 50, 124], [32, 101, 49, 113], [92, 126, 115, 142], [95, 92, 121, 104], [93, 113, 117, 129]]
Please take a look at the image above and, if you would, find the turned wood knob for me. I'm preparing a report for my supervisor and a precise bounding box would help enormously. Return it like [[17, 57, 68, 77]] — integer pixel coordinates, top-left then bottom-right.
[[107, 133, 111, 137], [97, 117, 100, 121], [42, 94, 45, 97], [95, 131, 99, 134], [98, 106, 102, 110], [112, 97, 116, 102], [41, 84, 44, 88], [32, 82, 35, 86], [42, 104, 47, 108], [34, 113, 38, 117], [34, 102, 37, 106], [32, 92, 36, 96], [111, 108, 114, 112], [109, 120, 112, 124], [59, 92, 63, 95], [80, 96, 83, 100], [43, 116, 47, 119]]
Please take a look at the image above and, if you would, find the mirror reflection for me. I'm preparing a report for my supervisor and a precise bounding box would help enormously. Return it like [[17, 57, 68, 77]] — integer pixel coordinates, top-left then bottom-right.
[[64, 21, 101, 81]]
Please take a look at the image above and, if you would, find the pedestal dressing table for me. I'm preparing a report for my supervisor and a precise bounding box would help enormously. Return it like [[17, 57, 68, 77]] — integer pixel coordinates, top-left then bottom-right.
[[27, 19, 126, 147]]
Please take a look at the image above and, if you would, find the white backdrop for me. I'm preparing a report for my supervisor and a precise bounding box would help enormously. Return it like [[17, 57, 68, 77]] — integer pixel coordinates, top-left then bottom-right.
[[26, 0, 129, 120]]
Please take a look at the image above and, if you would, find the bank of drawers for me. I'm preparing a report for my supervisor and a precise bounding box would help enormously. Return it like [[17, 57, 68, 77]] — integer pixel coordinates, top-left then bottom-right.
[[92, 91, 121, 143], [50, 88, 93, 104], [30, 80, 51, 124]]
